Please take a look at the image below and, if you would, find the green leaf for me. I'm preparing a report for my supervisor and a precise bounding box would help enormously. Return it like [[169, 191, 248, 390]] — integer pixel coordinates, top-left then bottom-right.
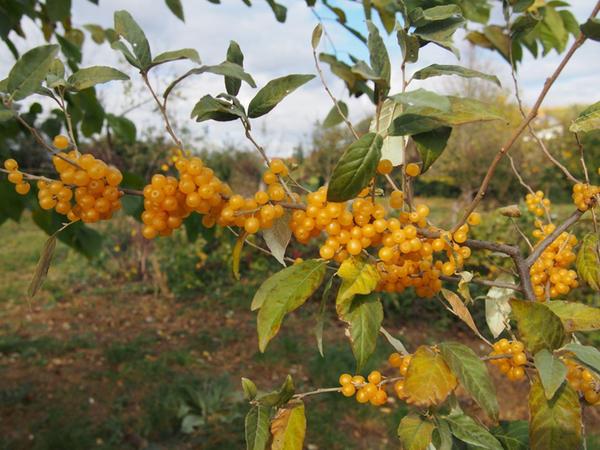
[[483, 25, 511, 62], [439, 342, 499, 420], [576, 233, 600, 290], [322, 101, 348, 128], [265, 0, 287, 22], [314, 276, 334, 357], [204, 61, 256, 89], [446, 411, 503, 450], [248, 74, 314, 118], [245, 405, 270, 450], [528, 376, 581, 450], [414, 16, 465, 56], [411, 5, 462, 24], [397, 28, 419, 63], [369, 99, 404, 166], [28, 234, 57, 299], [563, 343, 600, 374], [366, 20, 391, 92], [151, 49, 200, 66], [390, 89, 451, 112], [46, 0, 71, 22], [397, 414, 435, 450], [510, 299, 565, 354], [256, 375, 295, 407], [165, 0, 185, 21], [491, 421, 529, 450], [335, 256, 380, 316], [412, 126, 452, 172], [534, 349, 567, 400], [110, 41, 140, 68], [83, 24, 106, 44], [0, 103, 15, 121], [412, 64, 500, 87], [327, 132, 382, 202], [106, 114, 136, 144], [225, 41, 244, 95], [241, 377, 258, 401], [545, 300, 600, 332], [7, 44, 59, 100], [190, 95, 245, 123], [581, 18, 600, 41], [67, 66, 129, 91], [254, 260, 326, 352], [270, 401, 306, 450], [344, 293, 383, 371], [570, 102, 600, 134], [380, 327, 408, 355], [114, 10, 152, 69]]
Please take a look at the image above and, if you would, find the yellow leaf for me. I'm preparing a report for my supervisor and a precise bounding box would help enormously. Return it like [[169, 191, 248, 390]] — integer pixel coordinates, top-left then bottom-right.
[[232, 231, 247, 280], [404, 346, 457, 407], [270, 401, 306, 450], [441, 288, 487, 343], [336, 256, 380, 316]]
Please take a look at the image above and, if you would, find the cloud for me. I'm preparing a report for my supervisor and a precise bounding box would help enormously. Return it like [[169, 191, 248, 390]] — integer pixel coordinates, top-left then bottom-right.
[[1, 0, 598, 156]]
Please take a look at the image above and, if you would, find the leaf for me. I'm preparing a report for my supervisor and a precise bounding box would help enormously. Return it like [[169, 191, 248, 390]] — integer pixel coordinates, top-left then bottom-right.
[[380, 326, 408, 355], [412, 126, 452, 173], [248, 74, 314, 118], [327, 132, 382, 202], [485, 275, 514, 338], [335, 256, 380, 316], [390, 89, 451, 112], [414, 16, 465, 56], [528, 376, 581, 450], [440, 289, 486, 342], [225, 41, 244, 95], [403, 346, 457, 407], [533, 349, 567, 400], [265, 0, 287, 23], [563, 343, 600, 374], [254, 260, 327, 352], [311, 23, 323, 49], [576, 233, 600, 290], [204, 61, 256, 89], [491, 421, 529, 450], [411, 5, 462, 24], [369, 99, 404, 166], [106, 114, 136, 144], [165, 0, 185, 21], [257, 375, 295, 407], [445, 411, 503, 450], [151, 49, 200, 66], [412, 64, 500, 87], [232, 231, 247, 281], [0, 103, 15, 121], [314, 276, 333, 357], [397, 28, 419, 63], [28, 235, 57, 298], [322, 101, 348, 128], [46, 0, 71, 22], [570, 102, 600, 134], [83, 24, 106, 44], [581, 18, 600, 41], [397, 414, 435, 450], [7, 44, 59, 100], [67, 66, 129, 91], [366, 20, 390, 92], [241, 377, 258, 401], [390, 114, 448, 136], [245, 405, 270, 450], [262, 211, 292, 266], [270, 402, 306, 450], [344, 293, 383, 371], [545, 300, 600, 332], [510, 299, 565, 354], [439, 342, 499, 420], [190, 95, 245, 123], [114, 10, 152, 69]]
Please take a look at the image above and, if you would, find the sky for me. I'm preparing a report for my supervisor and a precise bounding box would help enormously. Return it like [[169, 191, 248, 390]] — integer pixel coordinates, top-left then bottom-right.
[[1, 0, 599, 156]]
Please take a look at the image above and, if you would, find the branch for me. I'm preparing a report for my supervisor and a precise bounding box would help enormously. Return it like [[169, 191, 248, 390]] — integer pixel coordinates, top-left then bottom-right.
[[454, 0, 600, 231], [440, 275, 522, 292], [141, 72, 183, 149]]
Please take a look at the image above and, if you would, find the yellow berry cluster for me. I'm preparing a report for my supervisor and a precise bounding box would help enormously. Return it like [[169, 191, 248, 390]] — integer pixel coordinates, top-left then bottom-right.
[[529, 220, 578, 301], [525, 191, 551, 217], [564, 358, 600, 405], [4, 159, 31, 195], [338, 371, 388, 406], [572, 183, 599, 211], [488, 339, 526, 381], [388, 352, 412, 400], [141, 174, 191, 239]]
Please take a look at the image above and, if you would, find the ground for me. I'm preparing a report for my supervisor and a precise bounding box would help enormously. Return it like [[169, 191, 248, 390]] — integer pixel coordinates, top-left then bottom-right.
[[0, 213, 599, 450]]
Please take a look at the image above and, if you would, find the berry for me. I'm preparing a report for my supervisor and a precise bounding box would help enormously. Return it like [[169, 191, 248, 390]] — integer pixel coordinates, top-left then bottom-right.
[[341, 384, 356, 397], [3, 159, 18, 171], [377, 159, 393, 175], [405, 163, 420, 177], [467, 212, 481, 226], [53, 135, 70, 149], [15, 183, 30, 195]]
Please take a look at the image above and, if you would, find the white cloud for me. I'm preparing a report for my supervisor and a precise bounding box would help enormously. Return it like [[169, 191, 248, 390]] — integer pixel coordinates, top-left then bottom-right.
[[1, 0, 598, 156]]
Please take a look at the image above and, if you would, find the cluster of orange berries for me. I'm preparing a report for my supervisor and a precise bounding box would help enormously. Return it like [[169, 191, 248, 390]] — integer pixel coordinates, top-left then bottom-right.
[[4, 159, 31, 195], [488, 339, 527, 381], [572, 183, 599, 211], [375, 159, 421, 178], [388, 352, 412, 400], [529, 219, 578, 301], [338, 371, 388, 406], [525, 191, 551, 217], [564, 358, 600, 405]]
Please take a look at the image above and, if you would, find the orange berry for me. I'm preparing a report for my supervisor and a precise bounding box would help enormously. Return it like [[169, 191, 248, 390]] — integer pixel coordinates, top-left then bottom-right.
[[15, 183, 30, 195], [53, 135, 70, 149], [405, 163, 420, 177], [377, 159, 393, 175], [244, 217, 260, 234], [467, 212, 481, 226], [339, 373, 353, 385], [3, 159, 18, 171], [367, 371, 382, 385], [341, 384, 356, 397], [7, 171, 23, 184]]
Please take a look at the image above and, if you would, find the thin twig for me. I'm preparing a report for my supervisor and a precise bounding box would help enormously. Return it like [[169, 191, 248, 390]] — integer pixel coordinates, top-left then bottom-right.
[[510, 218, 534, 251], [440, 275, 522, 292], [141, 72, 183, 149]]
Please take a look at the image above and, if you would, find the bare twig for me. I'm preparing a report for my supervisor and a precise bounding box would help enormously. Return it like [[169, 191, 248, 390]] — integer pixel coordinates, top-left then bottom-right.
[[441, 275, 522, 292], [141, 72, 183, 149]]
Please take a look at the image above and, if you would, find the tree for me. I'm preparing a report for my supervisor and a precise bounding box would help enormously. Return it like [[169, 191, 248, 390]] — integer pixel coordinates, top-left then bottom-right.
[[2, 1, 600, 449]]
